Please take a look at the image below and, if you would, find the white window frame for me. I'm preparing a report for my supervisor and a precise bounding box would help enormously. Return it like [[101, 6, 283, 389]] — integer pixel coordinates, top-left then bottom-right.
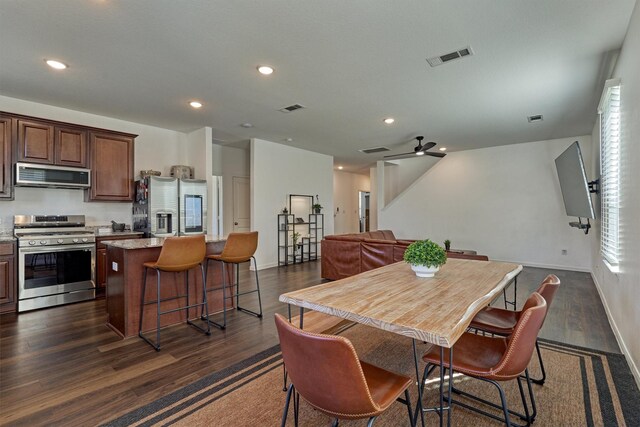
[[597, 78, 621, 267]]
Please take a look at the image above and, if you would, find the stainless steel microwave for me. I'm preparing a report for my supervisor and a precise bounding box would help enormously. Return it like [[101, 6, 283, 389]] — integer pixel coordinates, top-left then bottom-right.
[[15, 162, 91, 189]]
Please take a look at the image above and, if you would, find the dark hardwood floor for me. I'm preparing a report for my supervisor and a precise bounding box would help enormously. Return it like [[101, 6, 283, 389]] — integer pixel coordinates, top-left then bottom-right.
[[0, 261, 619, 426]]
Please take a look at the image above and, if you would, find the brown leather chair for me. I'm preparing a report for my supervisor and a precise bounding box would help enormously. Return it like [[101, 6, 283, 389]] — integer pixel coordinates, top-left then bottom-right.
[[274, 313, 415, 427], [203, 232, 262, 329], [138, 235, 210, 351], [469, 274, 560, 385], [420, 293, 547, 426]]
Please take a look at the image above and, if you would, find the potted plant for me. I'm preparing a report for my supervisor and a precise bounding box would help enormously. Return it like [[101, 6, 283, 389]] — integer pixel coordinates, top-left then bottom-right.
[[312, 203, 323, 214], [444, 239, 451, 251], [291, 232, 301, 253], [403, 239, 447, 278]]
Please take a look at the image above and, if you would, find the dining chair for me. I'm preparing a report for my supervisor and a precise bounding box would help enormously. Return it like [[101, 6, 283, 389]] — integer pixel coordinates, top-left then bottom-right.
[[469, 274, 560, 384], [419, 292, 547, 427], [203, 231, 262, 329], [274, 313, 415, 427], [138, 235, 211, 351]]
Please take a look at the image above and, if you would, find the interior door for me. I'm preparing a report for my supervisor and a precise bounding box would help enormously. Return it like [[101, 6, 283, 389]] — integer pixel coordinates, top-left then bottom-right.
[[232, 176, 250, 232]]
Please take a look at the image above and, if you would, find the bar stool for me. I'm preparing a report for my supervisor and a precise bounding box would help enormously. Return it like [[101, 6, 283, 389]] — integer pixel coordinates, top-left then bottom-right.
[[139, 235, 211, 351], [203, 231, 262, 330]]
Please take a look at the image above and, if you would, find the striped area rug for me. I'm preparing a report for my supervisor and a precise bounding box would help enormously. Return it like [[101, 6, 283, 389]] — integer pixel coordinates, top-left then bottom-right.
[[105, 324, 639, 426]]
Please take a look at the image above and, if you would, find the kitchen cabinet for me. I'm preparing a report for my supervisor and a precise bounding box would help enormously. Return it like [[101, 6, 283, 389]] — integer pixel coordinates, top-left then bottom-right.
[[17, 118, 88, 167], [0, 241, 17, 314], [95, 233, 142, 295], [86, 132, 135, 202], [0, 114, 11, 200]]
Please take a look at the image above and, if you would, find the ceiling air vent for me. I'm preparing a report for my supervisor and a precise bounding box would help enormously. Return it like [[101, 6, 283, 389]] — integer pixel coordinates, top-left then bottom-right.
[[527, 114, 544, 123], [359, 147, 391, 154], [427, 46, 474, 67], [279, 104, 306, 113]]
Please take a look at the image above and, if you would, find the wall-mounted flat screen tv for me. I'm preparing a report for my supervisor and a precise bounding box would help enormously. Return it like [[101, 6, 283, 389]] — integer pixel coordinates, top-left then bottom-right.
[[554, 141, 595, 219]]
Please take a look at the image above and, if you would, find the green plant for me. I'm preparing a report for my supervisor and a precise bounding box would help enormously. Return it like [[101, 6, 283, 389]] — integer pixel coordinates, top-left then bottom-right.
[[312, 203, 323, 212], [291, 231, 301, 246], [403, 239, 447, 268], [444, 239, 451, 251]]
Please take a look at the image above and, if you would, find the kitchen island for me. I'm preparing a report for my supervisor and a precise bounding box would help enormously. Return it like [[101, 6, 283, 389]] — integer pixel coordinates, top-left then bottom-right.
[[102, 236, 231, 338]]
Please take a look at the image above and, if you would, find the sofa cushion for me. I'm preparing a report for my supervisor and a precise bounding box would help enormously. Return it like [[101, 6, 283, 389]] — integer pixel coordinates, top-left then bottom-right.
[[380, 230, 397, 240], [361, 242, 394, 272], [368, 230, 386, 240]]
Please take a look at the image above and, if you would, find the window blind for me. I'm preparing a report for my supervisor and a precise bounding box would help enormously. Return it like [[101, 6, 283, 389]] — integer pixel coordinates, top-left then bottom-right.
[[599, 83, 620, 265]]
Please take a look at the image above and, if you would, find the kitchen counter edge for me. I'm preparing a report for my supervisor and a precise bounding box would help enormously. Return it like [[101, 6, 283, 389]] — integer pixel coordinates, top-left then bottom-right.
[[101, 235, 227, 249]]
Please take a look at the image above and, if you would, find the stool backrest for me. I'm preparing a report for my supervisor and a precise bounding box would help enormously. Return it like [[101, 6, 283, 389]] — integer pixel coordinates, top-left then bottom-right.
[[493, 292, 547, 379], [156, 235, 206, 271], [274, 313, 380, 418], [536, 274, 560, 308], [220, 232, 258, 263]]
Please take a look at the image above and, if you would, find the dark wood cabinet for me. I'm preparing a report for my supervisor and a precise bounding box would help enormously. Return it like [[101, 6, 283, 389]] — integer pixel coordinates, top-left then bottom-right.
[[0, 242, 17, 314], [55, 126, 87, 167], [87, 132, 135, 202], [0, 115, 11, 199], [17, 119, 89, 167], [17, 118, 55, 164], [95, 234, 142, 294]]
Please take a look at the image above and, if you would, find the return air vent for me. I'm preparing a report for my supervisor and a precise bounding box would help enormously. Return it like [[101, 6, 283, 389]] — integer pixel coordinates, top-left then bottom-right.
[[278, 104, 306, 113], [527, 114, 544, 123], [359, 146, 391, 154], [426, 46, 474, 67]]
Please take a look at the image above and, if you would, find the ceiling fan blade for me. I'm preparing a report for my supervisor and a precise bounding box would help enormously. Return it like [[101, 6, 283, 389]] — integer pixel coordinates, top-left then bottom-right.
[[420, 142, 437, 152], [422, 151, 447, 158]]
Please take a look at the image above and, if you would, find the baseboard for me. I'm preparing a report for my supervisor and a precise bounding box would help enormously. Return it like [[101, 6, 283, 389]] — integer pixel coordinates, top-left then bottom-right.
[[253, 261, 278, 271], [491, 259, 592, 273], [591, 272, 640, 389]]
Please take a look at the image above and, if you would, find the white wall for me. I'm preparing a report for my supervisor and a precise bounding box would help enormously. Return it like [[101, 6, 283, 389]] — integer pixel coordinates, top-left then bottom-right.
[[383, 157, 440, 206], [220, 145, 250, 235], [589, 1, 640, 387], [333, 171, 370, 234], [379, 136, 595, 271], [0, 95, 189, 227], [251, 138, 334, 269]]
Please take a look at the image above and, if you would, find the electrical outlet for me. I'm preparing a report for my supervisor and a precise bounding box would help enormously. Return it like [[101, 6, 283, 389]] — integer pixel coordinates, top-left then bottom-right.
[[112, 262, 119, 271], [561, 249, 567, 255]]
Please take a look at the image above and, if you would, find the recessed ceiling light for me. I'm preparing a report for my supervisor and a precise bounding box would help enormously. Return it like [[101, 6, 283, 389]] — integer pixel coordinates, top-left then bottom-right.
[[241, 123, 253, 128], [439, 147, 447, 151], [189, 101, 203, 109], [257, 65, 274, 75], [45, 59, 67, 70], [338, 166, 343, 170], [383, 118, 395, 125], [285, 138, 293, 142]]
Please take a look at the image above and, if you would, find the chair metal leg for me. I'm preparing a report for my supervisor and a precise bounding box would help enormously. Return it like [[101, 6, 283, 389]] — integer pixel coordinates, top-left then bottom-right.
[[186, 264, 211, 335], [366, 417, 376, 427], [404, 389, 416, 427], [235, 257, 263, 318], [293, 391, 299, 426], [331, 419, 339, 427], [202, 259, 227, 330], [281, 383, 294, 427], [283, 367, 288, 391], [529, 340, 547, 385]]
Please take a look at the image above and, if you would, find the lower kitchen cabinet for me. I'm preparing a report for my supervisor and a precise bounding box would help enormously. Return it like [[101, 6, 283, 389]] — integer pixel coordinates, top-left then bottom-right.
[[96, 234, 142, 296], [0, 241, 17, 314]]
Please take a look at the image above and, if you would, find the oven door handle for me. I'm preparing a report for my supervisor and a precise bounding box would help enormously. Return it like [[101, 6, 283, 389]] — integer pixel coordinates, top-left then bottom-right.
[[19, 244, 96, 254]]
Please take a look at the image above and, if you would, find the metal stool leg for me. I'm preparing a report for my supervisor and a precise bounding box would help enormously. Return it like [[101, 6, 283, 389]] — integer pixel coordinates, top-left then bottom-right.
[[235, 257, 263, 318]]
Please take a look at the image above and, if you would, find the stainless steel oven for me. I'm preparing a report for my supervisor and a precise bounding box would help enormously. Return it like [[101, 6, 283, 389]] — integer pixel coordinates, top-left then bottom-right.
[[14, 215, 96, 312]]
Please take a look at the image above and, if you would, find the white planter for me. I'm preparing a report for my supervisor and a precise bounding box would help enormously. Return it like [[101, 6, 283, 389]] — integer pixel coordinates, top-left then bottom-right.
[[410, 264, 440, 278]]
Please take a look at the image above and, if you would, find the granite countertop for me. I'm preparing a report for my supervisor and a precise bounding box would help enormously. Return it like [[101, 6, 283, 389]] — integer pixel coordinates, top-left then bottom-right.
[[102, 235, 226, 249], [0, 236, 16, 243], [95, 230, 145, 237]]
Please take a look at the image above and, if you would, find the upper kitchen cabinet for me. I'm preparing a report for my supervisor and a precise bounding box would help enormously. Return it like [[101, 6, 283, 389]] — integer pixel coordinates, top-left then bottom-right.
[[0, 114, 12, 199], [86, 131, 136, 202], [17, 118, 88, 167]]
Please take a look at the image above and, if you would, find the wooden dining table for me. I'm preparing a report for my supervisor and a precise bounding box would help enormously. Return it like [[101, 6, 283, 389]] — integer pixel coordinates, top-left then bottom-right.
[[279, 258, 522, 426]]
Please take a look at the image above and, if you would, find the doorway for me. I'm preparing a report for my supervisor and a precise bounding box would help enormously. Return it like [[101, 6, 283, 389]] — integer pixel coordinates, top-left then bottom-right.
[[359, 191, 370, 232], [232, 176, 250, 232]]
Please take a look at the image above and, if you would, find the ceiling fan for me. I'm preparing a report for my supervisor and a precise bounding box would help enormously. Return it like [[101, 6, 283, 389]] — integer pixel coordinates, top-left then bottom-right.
[[383, 136, 446, 159]]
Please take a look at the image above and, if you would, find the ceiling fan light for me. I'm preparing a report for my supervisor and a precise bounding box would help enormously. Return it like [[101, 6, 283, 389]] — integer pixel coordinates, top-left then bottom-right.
[[415, 151, 425, 156]]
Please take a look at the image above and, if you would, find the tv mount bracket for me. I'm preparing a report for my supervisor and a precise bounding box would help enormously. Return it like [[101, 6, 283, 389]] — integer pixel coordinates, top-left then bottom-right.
[[570, 217, 591, 235], [588, 179, 599, 194]]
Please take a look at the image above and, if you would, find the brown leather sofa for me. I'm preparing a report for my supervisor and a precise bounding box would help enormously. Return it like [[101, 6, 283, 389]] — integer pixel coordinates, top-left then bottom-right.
[[321, 230, 415, 280], [321, 230, 487, 280]]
